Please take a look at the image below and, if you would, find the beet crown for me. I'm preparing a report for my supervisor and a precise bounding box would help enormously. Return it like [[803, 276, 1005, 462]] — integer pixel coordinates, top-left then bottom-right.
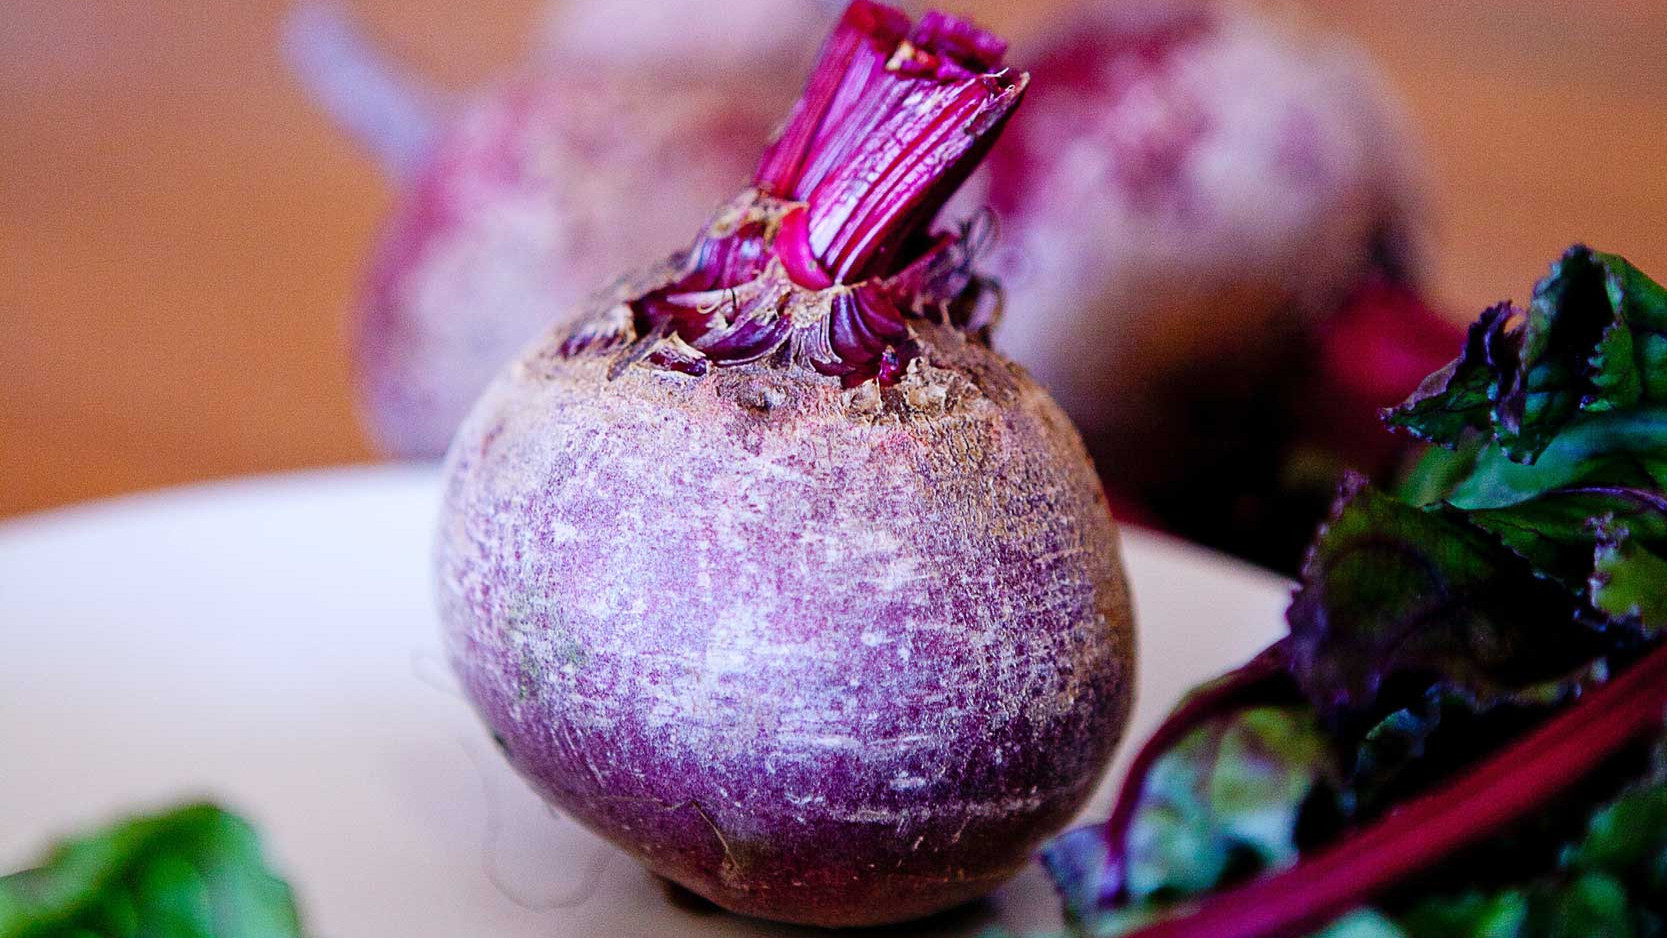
[[559, 1, 1026, 386]]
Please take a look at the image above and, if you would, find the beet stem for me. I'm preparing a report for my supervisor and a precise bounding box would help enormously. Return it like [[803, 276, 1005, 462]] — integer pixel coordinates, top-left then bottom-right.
[[1097, 646, 1292, 905], [753, 1, 1023, 285], [1117, 640, 1667, 938], [607, 1, 1021, 384]]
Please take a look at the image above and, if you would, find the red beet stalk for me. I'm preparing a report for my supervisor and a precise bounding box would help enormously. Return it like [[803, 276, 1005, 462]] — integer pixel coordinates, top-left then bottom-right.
[[758, 2, 1022, 286], [1096, 645, 1293, 906], [1120, 640, 1667, 938], [577, 0, 1027, 386]]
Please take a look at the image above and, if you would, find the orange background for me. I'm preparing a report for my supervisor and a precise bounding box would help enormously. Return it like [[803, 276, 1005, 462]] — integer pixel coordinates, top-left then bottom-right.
[[4, 0, 1664, 518]]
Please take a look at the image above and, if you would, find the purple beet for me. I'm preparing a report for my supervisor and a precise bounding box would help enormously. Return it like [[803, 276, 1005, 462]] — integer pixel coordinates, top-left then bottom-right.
[[287, 2, 812, 457], [435, 2, 1135, 927], [983, 1, 1426, 491]]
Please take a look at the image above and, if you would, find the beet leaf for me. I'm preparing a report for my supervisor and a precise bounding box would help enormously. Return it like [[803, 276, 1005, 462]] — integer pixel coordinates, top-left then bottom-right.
[[1037, 247, 1667, 938], [0, 804, 304, 938], [1286, 477, 1599, 720], [1387, 246, 1667, 461]]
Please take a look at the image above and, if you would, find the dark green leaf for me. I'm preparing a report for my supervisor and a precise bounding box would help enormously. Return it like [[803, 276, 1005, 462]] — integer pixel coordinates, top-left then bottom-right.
[[1340, 692, 1546, 820], [1384, 304, 1514, 447], [1393, 879, 1654, 938], [0, 803, 303, 938], [1386, 247, 1667, 463], [1390, 254, 1667, 598], [1346, 701, 1446, 810], [1392, 890, 1529, 938], [1436, 410, 1667, 510], [1400, 408, 1667, 589], [1536, 873, 1636, 938], [1498, 247, 1631, 458], [1287, 478, 1598, 719], [1585, 248, 1667, 408], [1350, 773, 1667, 938]]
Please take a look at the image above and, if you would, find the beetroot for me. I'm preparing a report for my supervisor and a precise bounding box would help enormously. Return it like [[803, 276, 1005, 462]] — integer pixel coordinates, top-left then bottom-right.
[[982, 3, 1432, 542], [288, 3, 814, 457], [435, 3, 1135, 927]]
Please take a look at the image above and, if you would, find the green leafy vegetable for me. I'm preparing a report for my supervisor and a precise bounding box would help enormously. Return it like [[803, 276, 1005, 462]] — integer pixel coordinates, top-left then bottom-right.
[[1386, 249, 1667, 599], [1388, 246, 1667, 461], [1041, 247, 1667, 938], [1390, 247, 1667, 598], [1287, 477, 1598, 719], [0, 803, 304, 938], [1340, 690, 1535, 822], [1413, 409, 1667, 590], [1384, 303, 1514, 446], [1042, 656, 1313, 924]]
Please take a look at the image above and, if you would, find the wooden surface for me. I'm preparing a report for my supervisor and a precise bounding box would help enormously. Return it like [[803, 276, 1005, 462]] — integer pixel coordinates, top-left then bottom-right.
[[3, 0, 1664, 518]]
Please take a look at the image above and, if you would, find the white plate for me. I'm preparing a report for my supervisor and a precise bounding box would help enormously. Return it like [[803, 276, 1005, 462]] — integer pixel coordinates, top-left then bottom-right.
[[0, 466, 1288, 936]]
